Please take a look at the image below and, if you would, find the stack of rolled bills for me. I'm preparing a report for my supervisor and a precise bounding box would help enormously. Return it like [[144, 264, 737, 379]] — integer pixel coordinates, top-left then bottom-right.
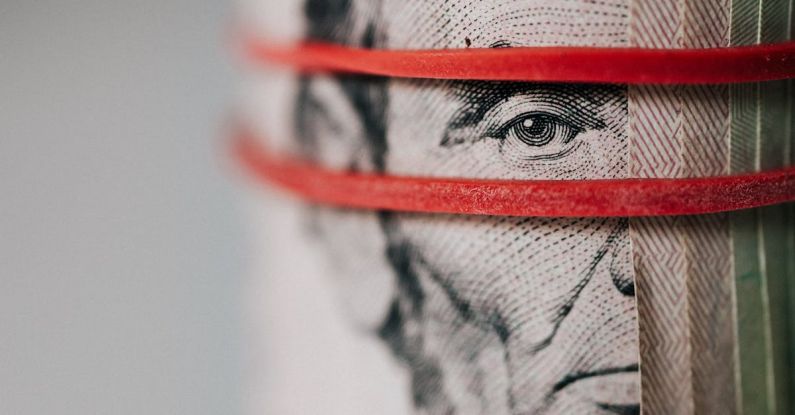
[[237, 0, 795, 413]]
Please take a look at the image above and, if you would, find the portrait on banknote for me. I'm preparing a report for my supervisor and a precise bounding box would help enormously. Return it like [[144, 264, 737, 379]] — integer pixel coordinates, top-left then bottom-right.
[[291, 1, 641, 413], [243, 0, 795, 414]]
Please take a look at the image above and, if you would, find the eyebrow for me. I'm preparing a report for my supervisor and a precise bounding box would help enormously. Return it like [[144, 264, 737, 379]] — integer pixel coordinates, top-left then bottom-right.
[[446, 81, 519, 130]]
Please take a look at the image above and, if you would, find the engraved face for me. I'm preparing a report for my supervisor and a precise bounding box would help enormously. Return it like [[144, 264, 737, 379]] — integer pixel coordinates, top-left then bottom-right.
[[382, 82, 638, 415], [295, 0, 640, 413]]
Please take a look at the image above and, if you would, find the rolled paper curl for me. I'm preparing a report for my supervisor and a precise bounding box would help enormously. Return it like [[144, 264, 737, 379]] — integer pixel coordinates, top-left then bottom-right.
[[233, 128, 795, 218], [241, 36, 795, 84]]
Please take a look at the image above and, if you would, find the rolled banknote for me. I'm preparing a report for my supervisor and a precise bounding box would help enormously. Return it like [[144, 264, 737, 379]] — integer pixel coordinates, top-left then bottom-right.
[[236, 0, 795, 414]]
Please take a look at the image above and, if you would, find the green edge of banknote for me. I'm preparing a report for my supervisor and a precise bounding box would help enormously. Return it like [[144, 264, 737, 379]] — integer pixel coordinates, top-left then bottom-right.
[[731, 0, 794, 413]]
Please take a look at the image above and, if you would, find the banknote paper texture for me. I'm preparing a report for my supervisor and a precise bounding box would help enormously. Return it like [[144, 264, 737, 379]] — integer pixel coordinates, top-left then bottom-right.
[[628, 1, 737, 413], [238, 0, 795, 414]]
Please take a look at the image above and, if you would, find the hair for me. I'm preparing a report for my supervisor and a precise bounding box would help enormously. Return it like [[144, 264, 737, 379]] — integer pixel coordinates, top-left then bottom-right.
[[293, 2, 454, 410], [294, 0, 389, 170]]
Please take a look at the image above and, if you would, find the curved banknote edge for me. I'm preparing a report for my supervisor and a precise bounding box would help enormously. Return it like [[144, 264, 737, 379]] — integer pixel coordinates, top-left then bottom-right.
[[629, 1, 739, 414]]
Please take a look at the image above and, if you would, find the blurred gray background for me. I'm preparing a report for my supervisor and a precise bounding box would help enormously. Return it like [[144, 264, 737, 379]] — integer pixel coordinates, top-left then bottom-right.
[[0, 1, 243, 414]]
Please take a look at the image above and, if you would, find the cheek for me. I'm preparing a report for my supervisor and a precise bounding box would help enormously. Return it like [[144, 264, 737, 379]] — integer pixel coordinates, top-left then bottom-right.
[[566, 128, 629, 179], [394, 214, 618, 315]]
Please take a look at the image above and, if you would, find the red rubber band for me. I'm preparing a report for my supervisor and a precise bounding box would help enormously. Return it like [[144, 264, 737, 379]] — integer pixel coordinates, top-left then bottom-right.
[[233, 129, 795, 217], [242, 36, 795, 84]]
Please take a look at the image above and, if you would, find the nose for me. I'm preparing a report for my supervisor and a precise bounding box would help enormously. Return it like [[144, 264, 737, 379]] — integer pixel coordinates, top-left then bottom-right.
[[609, 233, 635, 296]]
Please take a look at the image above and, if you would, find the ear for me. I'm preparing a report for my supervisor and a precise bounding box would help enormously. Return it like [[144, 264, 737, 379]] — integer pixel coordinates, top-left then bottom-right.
[[609, 219, 635, 296], [294, 76, 386, 172], [293, 74, 395, 330]]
